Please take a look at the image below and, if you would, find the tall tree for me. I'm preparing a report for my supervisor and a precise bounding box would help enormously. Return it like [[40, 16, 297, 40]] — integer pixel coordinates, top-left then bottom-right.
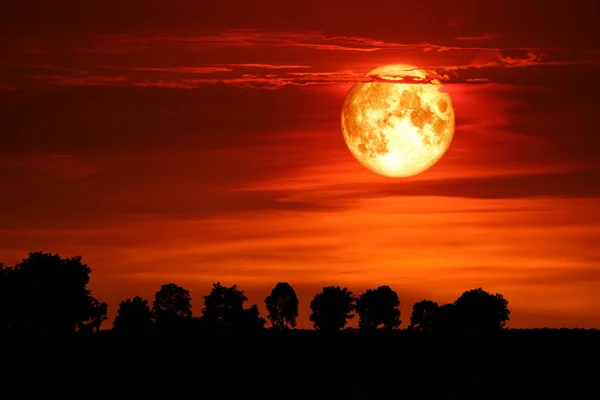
[[201, 282, 265, 331], [265, 282, 299, 329], [309, 286, 356, 332], [113, 296, 155, 335], [409, 300, 439, 331], [152, 283, 193, 330], [0, 252, 103, 335], [454, 287, 510, 333], [355, 285, 401, 329]]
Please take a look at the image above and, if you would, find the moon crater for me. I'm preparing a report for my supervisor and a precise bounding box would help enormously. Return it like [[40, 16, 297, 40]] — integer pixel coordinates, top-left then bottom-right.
[[341, 64, 455, 178]]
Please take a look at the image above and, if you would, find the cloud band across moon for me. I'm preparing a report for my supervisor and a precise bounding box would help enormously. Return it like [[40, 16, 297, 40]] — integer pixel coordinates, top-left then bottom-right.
[[2, 30, 600, 90]]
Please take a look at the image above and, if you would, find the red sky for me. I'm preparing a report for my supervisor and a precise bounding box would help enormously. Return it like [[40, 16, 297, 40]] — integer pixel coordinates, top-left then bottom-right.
[[1, 0, 599, 328]]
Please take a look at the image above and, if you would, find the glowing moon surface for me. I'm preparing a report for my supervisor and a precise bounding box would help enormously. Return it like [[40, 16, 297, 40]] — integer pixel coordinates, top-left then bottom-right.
[[341, 64, 455, 178]]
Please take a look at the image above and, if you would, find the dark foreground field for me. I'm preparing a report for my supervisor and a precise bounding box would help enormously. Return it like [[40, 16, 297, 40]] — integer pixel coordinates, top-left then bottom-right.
[[3, 328, 599, 399]]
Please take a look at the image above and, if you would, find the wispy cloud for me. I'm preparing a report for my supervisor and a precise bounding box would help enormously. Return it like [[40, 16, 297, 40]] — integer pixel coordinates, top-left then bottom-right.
[[76, 30, 431, 53], [31, 74, 129, 86], [5, 30, 600, 90], [72, 30, 569, 54], [104, 66, 234, 74], [100, 64, 310, 73], [24, 57, 600, 90], [455, 33, 503, 42], [230, 169, 600, 214], [67, 30, 600, 57], [213, 64, 311, 69]]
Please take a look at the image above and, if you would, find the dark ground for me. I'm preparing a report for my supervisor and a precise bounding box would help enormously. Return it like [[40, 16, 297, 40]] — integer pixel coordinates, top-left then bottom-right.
[[3, 328, 598, 399]]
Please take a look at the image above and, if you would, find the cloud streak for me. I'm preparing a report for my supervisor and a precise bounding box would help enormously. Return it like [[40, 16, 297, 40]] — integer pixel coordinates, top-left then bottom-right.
[[229, 169, 600, 216], [18, 56, 600, 90], [4, 29, 600, 90], [75, 31, 435, 53], [73, 30, 589, 54]]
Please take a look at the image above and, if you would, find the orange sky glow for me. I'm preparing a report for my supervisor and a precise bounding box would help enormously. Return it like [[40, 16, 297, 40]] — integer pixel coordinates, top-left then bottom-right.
[[1, 0, 599, 328]]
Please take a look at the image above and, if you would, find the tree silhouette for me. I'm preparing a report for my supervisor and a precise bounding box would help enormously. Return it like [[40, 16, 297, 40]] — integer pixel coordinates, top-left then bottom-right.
[[78, 297, 108, 333], [152, 283, 193, 331], [201, 282, 265, 332], [113, 296, 155, 335], [242, 304, 267, 332], [409, 300, 439, 331], [309, 286, 356, 331], [454, 287, 510, 333], [265, 282, 299, 329], [431, 303, 460, 334], [0, 263, 15, 333], [0, 252, 103, 335], [355, 286, 401, 329]]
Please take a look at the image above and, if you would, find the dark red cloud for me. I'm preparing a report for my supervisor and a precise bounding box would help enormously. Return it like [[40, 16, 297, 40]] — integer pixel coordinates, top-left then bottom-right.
[[2, 31, 599, 91]]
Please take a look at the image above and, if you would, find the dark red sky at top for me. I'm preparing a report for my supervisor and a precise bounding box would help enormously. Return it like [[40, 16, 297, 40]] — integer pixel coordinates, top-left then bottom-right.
[[1, 0, 599, 328]]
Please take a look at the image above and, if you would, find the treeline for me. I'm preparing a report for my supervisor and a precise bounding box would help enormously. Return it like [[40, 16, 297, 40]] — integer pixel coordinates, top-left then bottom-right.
[[0, 251, 510, 336]]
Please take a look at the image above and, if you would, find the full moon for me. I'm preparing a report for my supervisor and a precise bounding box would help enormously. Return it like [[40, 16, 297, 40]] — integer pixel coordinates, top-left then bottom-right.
[[341, 64, 455, 177]]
